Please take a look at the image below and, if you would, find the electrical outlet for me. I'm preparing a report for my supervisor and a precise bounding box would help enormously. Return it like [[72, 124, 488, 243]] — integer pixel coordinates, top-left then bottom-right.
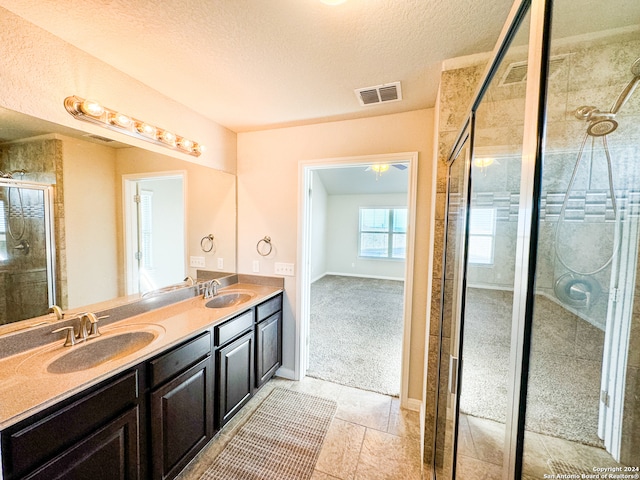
[[252, 260, 260, 273], [190, 256, 206, 268], [274, 262, 295, 276], [217, 258, 224, 269]]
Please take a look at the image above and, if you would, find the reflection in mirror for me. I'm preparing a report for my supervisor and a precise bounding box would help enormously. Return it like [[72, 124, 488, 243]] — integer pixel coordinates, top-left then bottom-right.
[[0, 106, 236, 330]]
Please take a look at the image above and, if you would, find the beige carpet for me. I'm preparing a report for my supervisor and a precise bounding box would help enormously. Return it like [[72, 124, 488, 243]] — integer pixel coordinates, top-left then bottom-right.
[[307, 275, 404, 396], [200, 388, 336, 480]]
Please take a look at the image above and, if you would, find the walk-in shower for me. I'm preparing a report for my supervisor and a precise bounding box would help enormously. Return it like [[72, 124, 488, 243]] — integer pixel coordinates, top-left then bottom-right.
[[430, 0, 640, 478], [0, 175, 55, 325], [554, 58, 640, 309]]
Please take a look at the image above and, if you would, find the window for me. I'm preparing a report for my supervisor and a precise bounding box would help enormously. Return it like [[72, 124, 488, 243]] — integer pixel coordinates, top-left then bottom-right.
[[140, 190, 154, 269], [468, 207, 496, 265], [359, 207, 407, 259], [0, 200, 6, 261]]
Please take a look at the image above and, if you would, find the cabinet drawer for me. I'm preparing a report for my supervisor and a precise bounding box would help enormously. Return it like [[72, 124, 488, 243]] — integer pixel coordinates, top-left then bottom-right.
[[149, 331, 211, 388], [256, 294, 282, 322], [215, 310, 253, 347], [2, 369, 139, 480]]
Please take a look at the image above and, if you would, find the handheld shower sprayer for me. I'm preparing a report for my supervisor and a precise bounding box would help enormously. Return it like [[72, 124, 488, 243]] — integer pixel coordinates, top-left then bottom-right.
[[609, 57, 640, 115], [573, 57, 640, 137]]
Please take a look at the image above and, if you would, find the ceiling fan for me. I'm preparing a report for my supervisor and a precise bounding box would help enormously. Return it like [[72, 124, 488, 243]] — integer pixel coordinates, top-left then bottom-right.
[[365, 163, 408, 173], [365, 163, 408, 179]]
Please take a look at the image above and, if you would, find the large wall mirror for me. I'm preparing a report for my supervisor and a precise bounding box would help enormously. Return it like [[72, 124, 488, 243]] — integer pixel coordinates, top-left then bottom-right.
[[0, 106, 236, 331]]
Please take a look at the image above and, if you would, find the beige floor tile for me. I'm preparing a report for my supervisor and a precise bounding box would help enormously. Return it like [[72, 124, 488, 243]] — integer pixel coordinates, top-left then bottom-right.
[[336, 385, 393, 431], [354, 428, 422, 480], [387, 397, 421, 439], [290, 375, 347, 400], [541, 434, 621, 469], [522, 430, 553, 478], [311, 470, 343, 480], [457, 414, 477, 459], [315, 418, 366, 480], [465, 415, 505, 466], [456, 454, 503, 480]]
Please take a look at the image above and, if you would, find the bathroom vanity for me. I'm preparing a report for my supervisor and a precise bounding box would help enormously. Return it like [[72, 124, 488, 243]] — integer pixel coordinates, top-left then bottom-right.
[[0, 281, 283, 480]]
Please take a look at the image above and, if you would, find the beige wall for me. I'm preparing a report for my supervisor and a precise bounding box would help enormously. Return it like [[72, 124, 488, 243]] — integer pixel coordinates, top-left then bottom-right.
[[62, 136, 119, 308], [115, 148, 237, 294], [237, 109, 435, 401], [0, 6, 237, 174]]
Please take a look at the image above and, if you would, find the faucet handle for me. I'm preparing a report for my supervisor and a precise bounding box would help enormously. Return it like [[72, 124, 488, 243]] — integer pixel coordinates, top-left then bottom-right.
[[52, 326, 76, 347], [83, 313, 108, 338]]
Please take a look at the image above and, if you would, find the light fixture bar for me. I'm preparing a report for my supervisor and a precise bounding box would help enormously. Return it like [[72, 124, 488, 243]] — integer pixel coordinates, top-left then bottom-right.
[[64, 96, 204, 157]]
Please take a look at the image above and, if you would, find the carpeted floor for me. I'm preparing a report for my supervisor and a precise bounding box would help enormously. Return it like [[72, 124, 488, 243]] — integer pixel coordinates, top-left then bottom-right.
[[460, 287, 605, 447], [200, 388, 336, 480], [307, 275, 404, 396]]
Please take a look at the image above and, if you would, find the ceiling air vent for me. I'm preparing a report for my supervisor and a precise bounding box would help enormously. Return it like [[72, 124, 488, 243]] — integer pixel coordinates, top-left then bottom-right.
[[84, 134, 116, 143], [500, 55, 569, 86], [355, 81, 402, 106]]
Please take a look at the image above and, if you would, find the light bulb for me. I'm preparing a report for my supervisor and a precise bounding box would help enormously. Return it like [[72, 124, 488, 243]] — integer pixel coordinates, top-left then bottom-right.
[[371, 164, 390, 173], [177, 138, 194, 151], [110, 112, 132, 128], [159, 130, 176, 145], [136, 122, 157, 137], [320, 0, 347, 4], [473, 157, 495, 168], [80, 99, 104, 117]]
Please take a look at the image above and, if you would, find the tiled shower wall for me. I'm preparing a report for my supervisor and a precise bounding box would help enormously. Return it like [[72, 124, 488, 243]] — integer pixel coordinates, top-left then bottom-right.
[[0, 138, 66, 323], [426, 29, 640, 466]]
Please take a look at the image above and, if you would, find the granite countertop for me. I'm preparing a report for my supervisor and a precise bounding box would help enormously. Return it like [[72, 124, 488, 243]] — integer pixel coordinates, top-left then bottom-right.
[[0, 282, 282, 430]]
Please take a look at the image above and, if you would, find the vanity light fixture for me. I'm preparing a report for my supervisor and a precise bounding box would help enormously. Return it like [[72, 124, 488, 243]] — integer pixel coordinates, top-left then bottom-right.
[[320, 0, 347, 5], [64, 95, 203, 157]]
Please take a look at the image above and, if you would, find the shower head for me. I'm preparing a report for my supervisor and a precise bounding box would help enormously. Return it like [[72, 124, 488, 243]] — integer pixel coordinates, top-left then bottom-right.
[[587, 118, 618, 136]]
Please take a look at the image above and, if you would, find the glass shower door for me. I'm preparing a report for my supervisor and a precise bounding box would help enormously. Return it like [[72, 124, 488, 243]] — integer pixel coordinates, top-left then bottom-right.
[[434, 129, 471, 479], [0, 181, 55, 324], [521, 0, 640, 474], [433, 5, 532, 478]]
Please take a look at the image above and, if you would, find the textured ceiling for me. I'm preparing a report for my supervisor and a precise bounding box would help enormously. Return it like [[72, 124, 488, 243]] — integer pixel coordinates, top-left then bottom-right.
[[0, 0, 515, 132], [1, 0, 637, 133]]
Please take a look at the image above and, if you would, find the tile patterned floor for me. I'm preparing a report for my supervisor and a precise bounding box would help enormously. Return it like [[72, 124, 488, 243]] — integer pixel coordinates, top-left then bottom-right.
[[456, 413, 626, 480], [176, 376, 424, 480]]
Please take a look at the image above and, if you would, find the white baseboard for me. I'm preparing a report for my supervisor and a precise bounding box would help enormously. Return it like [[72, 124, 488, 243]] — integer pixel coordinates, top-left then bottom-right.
[[324, 271, 405, 282], [275, 367, 296, 380], [310, 273, 327, 284], [404, 397, 422, 412]]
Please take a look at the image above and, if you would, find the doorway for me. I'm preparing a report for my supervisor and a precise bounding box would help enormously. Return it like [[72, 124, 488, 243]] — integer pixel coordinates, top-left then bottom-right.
[[297, 152, 418, 406], [123, 172, 186, 295]]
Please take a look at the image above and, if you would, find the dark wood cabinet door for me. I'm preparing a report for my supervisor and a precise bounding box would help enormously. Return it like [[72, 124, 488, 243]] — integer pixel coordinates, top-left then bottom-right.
[[24, 407, 140, 480], [216, 331, 254, 428], [256, 312, 282, 388], [150, 356, 213, 480]]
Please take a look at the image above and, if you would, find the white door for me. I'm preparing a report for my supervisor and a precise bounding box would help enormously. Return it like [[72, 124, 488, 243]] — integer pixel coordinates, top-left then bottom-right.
[[598, 216, 638, 461]]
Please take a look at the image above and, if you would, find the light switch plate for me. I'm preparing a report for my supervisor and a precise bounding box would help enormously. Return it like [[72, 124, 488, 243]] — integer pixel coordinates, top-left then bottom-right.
[[190, 256, 206, 268], [274, 262, 295, 276], [217, 258, 224, 269], [252, 260, 260, 273]]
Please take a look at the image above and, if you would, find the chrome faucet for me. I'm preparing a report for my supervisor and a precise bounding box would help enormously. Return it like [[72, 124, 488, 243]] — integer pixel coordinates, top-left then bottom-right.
[[48, 305, 64, 320], [203, 279, 221, 299], [51, 312, 109, 347]]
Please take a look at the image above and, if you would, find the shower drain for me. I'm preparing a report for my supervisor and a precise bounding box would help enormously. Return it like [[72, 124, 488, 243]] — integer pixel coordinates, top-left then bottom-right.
[[548, 459, 594, 476]]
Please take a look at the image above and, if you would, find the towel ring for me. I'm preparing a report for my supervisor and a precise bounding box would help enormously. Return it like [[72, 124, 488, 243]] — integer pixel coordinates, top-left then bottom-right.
[[200, 234, 215, 253], [256, 236, 272, 256]]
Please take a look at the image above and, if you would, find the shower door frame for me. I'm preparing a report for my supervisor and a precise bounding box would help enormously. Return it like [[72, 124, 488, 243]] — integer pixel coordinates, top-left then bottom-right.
[[433, 0, 553, 477], [0, 179, 57, 312]]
